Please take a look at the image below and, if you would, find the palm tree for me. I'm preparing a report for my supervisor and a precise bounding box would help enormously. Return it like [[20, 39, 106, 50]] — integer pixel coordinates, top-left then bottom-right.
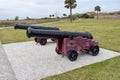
[[64, 0, 77, 22], [49, 15, 52, 18], [52, 14, 54, 18], [94, 6, 101, 19], [63, 13, 67, 17], [15, 16, 19, 20]]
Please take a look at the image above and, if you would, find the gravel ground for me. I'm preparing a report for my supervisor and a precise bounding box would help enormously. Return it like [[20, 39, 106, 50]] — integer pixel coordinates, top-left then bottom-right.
[[2, 40, 120, 80], [0, 42, 17, 80]]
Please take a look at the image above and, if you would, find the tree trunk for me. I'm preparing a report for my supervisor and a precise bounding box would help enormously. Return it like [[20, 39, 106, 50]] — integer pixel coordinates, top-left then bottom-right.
[[97, 11, 98, 20], [70, 7, 72, 22]]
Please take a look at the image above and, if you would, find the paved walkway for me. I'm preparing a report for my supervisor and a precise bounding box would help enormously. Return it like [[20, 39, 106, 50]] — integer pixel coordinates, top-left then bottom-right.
[[3, 41, 120, 80], [0, 43, 17, 80]]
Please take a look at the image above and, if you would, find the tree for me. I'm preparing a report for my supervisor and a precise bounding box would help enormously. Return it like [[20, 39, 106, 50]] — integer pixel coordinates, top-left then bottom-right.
[[15, 16, 19, 20], [94, 6, 101, 19], [52, 14, 54, 18], [49, 15, 52, 18], [81, 14, 89, 18], [64, 0, 77, 22], [88, 12, 96, 18], [49, 14, 54, 18], [26, 16, 31, 20], [63, 13, 67, 17]]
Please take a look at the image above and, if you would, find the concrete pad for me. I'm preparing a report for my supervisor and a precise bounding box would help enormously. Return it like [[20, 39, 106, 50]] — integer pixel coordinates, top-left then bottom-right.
[[0, 43, 17, 80], [3, 41, 120, 80]]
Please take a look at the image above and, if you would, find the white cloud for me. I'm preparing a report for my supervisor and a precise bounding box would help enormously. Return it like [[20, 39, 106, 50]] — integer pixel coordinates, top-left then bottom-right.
[[0, 0, 120, 20], [0, 0, 66, 19]]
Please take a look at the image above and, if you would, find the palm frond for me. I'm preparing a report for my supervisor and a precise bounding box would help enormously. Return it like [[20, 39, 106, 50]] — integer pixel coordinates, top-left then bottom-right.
[[65, 5, 70, 8], [72, 4, 77, 8]]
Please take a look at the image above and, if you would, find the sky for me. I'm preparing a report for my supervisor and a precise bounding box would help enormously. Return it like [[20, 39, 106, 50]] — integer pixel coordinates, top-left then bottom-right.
[[0, 0, 120, 20]]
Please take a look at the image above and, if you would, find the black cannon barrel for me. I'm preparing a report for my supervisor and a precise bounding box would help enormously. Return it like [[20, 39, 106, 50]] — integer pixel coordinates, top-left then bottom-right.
[[27, 27, 93, 39], [14, 24, 59, 30]]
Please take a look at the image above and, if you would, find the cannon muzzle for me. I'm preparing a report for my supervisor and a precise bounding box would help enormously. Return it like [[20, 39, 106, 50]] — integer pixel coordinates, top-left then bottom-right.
[[27, 27, 93, 39], [14, 24, 59, 30]]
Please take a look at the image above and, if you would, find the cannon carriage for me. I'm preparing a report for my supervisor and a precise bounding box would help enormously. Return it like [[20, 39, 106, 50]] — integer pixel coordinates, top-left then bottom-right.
[[27, 28, 99, 61], [14, 24, 59, 45]]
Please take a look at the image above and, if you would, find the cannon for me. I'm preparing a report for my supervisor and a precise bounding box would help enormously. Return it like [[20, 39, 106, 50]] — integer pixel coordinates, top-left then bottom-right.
[[27, 28, 99, 61], [14, 24, 59, 45], [14, 24, 59, 30]]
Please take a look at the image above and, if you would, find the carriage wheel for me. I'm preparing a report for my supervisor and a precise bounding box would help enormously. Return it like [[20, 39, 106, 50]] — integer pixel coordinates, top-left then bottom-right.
[[55, 48, 62, 55], [39, 38, 47, 45], [68, 50, 78, 61], [89, 46, 99, 56]]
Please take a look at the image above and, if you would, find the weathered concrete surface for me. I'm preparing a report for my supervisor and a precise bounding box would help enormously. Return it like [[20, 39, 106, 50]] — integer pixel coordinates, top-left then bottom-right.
[[3, 41, 120, 80], [0, 42, 17, 80]]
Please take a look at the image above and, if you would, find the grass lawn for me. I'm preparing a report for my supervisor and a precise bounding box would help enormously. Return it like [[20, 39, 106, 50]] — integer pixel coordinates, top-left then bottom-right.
[[0, 28, 33, 44], [0, 19, 120, 80], [38, 19, 120, 52], [42, 56, 120, 80]]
